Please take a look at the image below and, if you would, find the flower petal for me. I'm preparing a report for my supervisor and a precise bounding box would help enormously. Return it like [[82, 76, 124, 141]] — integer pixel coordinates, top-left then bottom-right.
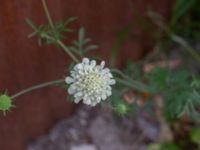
[[82, 58, 89, 64], [74, 97, 82, 103], [90, 60, 96, 67], [65, 77, 74, 84]]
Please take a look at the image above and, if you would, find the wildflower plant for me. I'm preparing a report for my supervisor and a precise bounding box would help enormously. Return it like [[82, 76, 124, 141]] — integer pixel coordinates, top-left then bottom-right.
[[1, 0, 200, 129]]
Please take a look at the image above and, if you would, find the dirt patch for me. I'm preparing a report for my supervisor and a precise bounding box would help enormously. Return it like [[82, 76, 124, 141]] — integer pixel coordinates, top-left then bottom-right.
[[27, 106, 159, 150]]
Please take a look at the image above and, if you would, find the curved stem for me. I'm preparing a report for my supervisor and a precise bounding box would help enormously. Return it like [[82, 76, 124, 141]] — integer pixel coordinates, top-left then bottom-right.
[[111, 68, 132, 81], [111, 68, 151, 92], [57, 39, 79, 63], [41, 0, 79, 63], [44, 34, 79, 63], [115, 77, 150, 92], [170, 33, 200, 62], [11, 79, 65, 99], [41, 0, 55, 29]]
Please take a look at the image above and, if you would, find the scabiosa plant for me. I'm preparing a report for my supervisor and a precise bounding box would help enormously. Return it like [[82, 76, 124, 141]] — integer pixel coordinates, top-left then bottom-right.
[[2, 0, 200, 127], [65, 58, 116, 106]]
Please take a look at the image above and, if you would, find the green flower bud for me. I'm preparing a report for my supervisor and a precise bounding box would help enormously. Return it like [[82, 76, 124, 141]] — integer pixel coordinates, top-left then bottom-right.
[[40, 31, 47, 38], [0, 94, 13, 114], [114, 103, 128, 115]]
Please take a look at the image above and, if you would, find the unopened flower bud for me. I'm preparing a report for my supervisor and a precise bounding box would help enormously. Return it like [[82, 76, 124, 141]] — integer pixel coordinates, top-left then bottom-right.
[[0, 94, 13, 114], [114, 103, 128, 115]]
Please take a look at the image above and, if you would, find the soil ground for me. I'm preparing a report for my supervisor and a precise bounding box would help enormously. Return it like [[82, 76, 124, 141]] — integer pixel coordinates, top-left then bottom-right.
[[27, 106, 159, 150]]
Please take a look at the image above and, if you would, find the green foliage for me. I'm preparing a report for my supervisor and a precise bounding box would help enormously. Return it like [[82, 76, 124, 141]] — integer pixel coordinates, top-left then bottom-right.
[[146, 0, 200, 62], [146, 67, 169, 92], [147, 1, 200, 122], [124, 60, 142, 81], [190, 128, 200, 149], [68, 27, 98, 58], [146, 67, 200, 121], [165, 72, 200, 120], [107, 56, 200, 122], [148, 143, 181, 150], [26, 17, 76, 45], [170, 0, 197, 26], [169, 0, 200, 40], [110, 26, 131, 67], [26, 17, 98, 62]]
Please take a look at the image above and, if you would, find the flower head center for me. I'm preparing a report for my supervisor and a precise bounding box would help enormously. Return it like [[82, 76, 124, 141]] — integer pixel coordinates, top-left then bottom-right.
[[81, 72, 104, 95]]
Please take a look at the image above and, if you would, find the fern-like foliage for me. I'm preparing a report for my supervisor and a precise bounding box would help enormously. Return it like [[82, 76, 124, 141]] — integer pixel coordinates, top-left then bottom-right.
[[26, 17, 77, 45], [68, 27, 98, 58], [147, 67, 200, 121]]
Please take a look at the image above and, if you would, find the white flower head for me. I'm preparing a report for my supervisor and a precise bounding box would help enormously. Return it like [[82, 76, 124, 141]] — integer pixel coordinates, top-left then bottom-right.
[[65, 58, 116, 106]]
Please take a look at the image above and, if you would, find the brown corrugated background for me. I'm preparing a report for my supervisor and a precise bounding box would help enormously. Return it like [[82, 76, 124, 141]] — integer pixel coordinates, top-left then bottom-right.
[[0, 0, 172, 150]]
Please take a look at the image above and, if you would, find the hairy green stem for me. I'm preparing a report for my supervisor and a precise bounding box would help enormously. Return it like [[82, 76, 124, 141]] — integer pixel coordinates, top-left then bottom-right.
[[41, 0, 55, 29], [115, 77, 149, 92], [41, 0, 79, 63], [43, 34, 79, 63], [111, 69, 152, 92], [111, 69, 151, 92], [170, 33, 200, 62], [57, 39, 79, 63], [111, 68, 133, 81], [11, 79, 65, 99], [147, 11, 200, 62]]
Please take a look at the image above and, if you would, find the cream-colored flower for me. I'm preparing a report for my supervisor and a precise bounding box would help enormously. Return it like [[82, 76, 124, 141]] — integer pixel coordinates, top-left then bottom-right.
[[65, 58, 116, 106]]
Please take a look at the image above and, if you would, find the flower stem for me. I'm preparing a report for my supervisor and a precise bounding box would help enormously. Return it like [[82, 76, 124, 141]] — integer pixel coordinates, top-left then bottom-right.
[[41, 0, 79, 63], [111, 69, 151, 92], [111, 68, 133, 81], [43, 34, 79, 63], [115, 77, 150, 92], [11, 79, 65, 99], [41, 0, 55, 29], [57, 39, 79, 63]]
